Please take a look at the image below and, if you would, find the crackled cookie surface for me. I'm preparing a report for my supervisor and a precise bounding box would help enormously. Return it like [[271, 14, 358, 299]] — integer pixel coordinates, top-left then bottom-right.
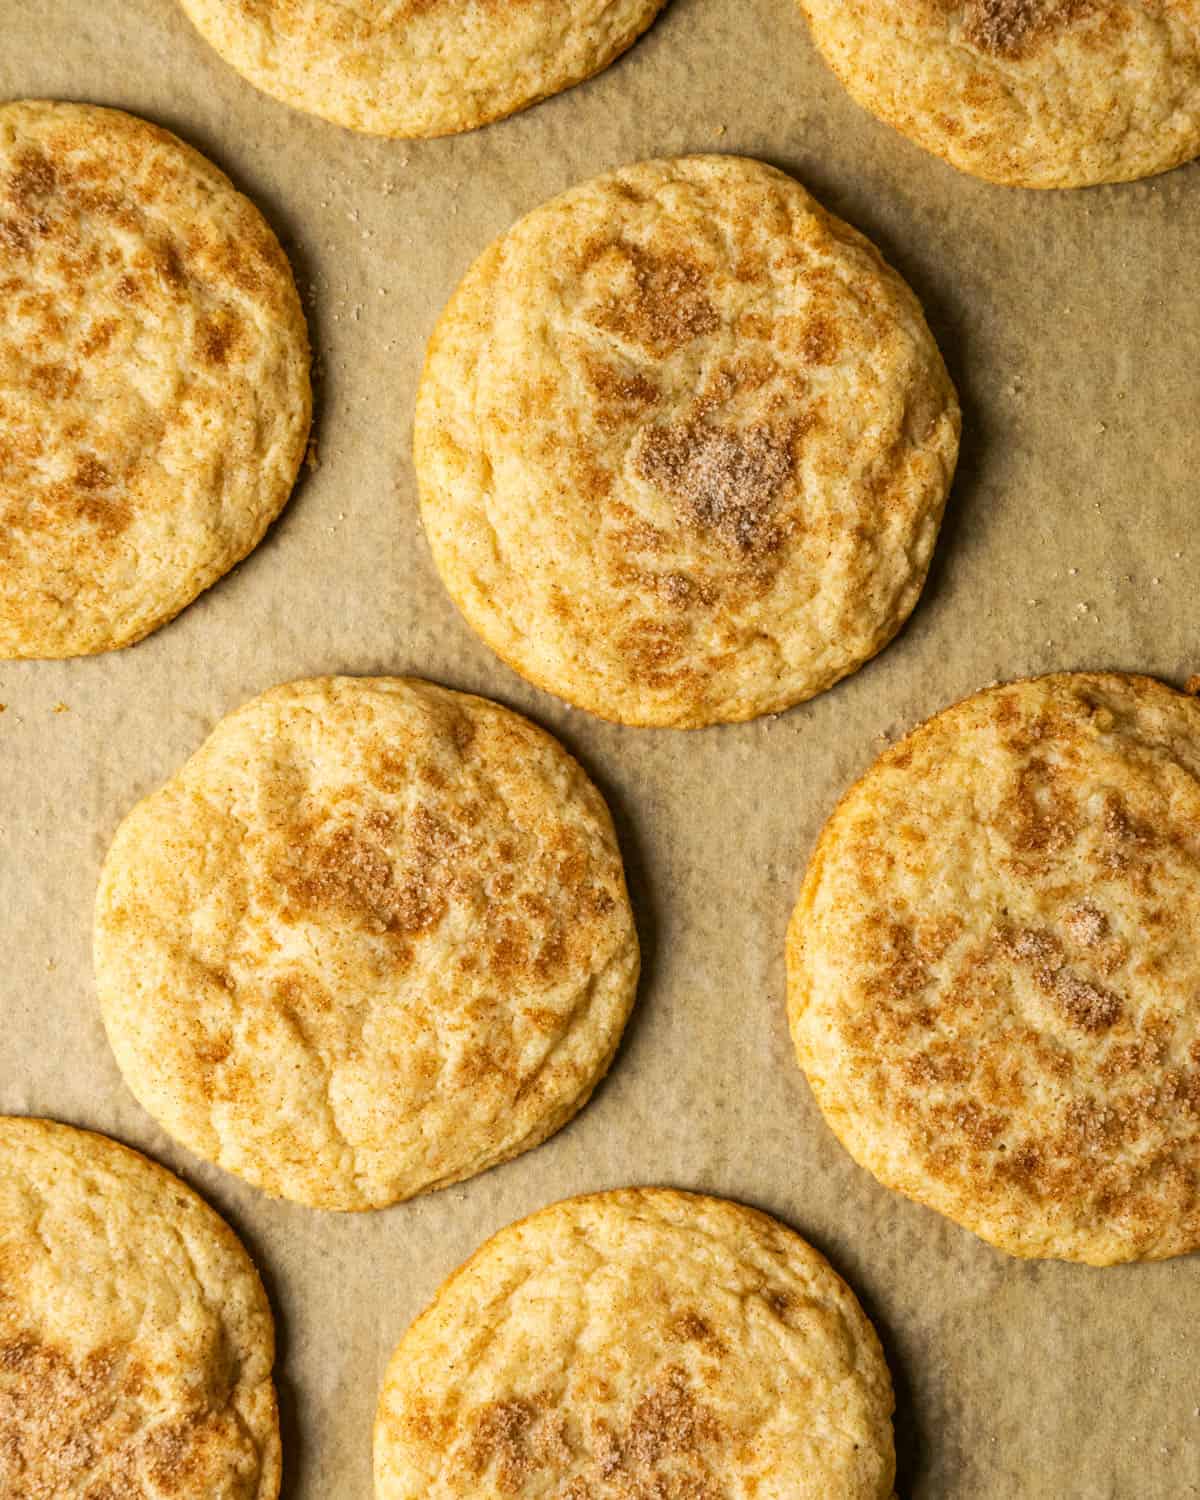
[[374, 1189, 895, 1499], [0, 101, 310, 658], [416, 155, 959, 727], [178, 0, 668, 137], [796, 1, 1200, 187], [789, 673, 1200, 1263], [94, 677, 638, 1210], [0, 1117, 279, 1499]]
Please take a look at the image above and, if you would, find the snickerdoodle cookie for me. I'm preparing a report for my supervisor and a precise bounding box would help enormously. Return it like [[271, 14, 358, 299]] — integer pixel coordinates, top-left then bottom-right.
[[0, 101, 310, 658], [374, 1189, 896, 1498], [795, 1, 1200, 187], [416, 155, 959, 727], [0, 1116, 279, 1498], [178, 0, 668, 137], [789, 672, 1200, 1263], [94, 676, 638, 1210]]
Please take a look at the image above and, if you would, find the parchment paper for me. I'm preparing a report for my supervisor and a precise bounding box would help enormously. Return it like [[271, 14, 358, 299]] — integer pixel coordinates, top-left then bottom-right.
[[3, 1, 1199, 1494]]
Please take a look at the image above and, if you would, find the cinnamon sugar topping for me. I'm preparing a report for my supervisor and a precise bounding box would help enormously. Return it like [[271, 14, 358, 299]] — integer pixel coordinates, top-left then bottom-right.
[[964, 0, 1093, 57], [636, 422, 794, 553], [462, 1367, 720, 1496], [588, 243, 720, 358], [1000, 927, 1123, 1033], [1063, 901, 1108, 948]]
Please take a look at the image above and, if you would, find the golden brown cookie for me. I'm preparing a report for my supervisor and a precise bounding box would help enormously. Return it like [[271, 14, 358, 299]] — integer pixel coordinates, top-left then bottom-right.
[[374, 1188, 896, 1498], [0, 100, 311, 659], [94, 676, 639, 1211], [0, 1116, 279, 1499], [177, 0, 669, 138], [789, 672, 1200, 1264], [416, 155, 959, 728], [796, 1, 1200, 188]]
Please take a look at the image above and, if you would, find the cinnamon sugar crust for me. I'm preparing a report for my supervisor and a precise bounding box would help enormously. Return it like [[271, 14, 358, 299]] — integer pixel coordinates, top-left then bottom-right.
[[416, 156, 959, 728], [0, 1117, 279, 1499], [796, 0, 1200, 187], [177, 0, 668, 138], [93, 677, 639, 1211], [963, 0, 1098, 56], [0, 101, 311, 658], [374, 1189, 895, 1499], [788, 672, 1200, 1264]]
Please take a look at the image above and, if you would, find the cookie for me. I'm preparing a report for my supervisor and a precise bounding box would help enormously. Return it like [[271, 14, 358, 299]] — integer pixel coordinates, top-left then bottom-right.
[[796, 1, 1200, 188], [0, 101, 311, 659], [177, 0, 668, 138], [416, 156, 960, 728], [788, 672, 1200, 1264], [0, 1116, 279, 1499], [94, 676, 639, 1211], [374, 1188, 896, 1498]]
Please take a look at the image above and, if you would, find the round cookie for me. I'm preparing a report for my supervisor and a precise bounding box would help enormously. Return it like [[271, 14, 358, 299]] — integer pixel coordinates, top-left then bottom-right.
[[94, 676, 639, 1211], [177, 0, 669, 138], [0, 101, 311, 659], [788, 672, 1200, 1265], [416, 156, 960, 728], [0, 1116, 279, 1499], [795, 1, 1200, 188], [374, 1188, 896, 1499]]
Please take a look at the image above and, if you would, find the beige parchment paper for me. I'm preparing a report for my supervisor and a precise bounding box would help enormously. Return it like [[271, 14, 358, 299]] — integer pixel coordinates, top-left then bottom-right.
[[2, 0, 1199, 1494]]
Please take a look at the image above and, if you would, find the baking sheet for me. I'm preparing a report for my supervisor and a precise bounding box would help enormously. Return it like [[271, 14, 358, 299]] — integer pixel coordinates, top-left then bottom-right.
[[3, 0, 1199, 1494]]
